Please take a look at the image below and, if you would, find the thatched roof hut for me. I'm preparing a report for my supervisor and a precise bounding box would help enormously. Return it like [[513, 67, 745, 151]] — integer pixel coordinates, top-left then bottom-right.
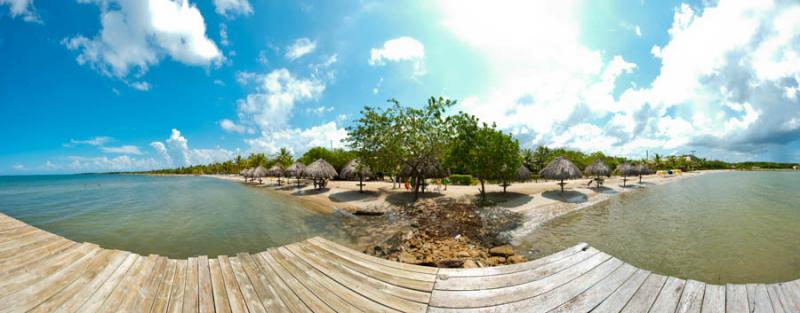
[[339, 159, 372, 180], [516, 165, 532, 181], [584, 159, 610, 177], [304, 159, 338, 179], [539, 156, 582, 192], [616, 163, 636, 187], [252, 166, 267, 178], [634, 164, 652, 183], [267, 165, 283, 177], [285, 162, 306, 178]]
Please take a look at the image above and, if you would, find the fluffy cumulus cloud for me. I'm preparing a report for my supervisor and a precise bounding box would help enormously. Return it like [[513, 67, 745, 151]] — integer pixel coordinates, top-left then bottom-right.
[[440, 0, 800, 159], [63, 0, 222, 80], [149, 129, 235, 167], [1, 0, 39, 22], [64, 136, 114, 147], [369, 36, 426, 76], [67, 155, 161, 171], [285, 37, 317, 61], [222, 68, 347, 154], [100, 145, 142, 154], [212, 0, 252, 17]]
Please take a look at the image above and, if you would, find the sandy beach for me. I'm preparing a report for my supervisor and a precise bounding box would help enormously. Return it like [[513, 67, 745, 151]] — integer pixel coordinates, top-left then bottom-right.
[[210, 170, 721, 238]]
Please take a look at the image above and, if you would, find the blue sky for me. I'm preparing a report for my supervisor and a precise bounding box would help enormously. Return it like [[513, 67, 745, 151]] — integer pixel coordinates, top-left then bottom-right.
[[1, 0, 799, 174]]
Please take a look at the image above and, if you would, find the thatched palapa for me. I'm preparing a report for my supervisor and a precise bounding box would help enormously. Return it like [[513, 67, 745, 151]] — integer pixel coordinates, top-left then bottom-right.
[[399, 161, 448, 179], [304, 159, 338, 189], [539, 156, 582, 192], [584, 159, 610, 187], [616, 163, 635, 187], [267, 165, 284, 185], [634, 164, 652, 183], [340, 159, 373, 193], [516, 165, 532, 181], [285, 162, 306, 187]]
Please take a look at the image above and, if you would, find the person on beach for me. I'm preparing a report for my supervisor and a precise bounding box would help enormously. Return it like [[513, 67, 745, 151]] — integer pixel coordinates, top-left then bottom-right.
[[404, 178, 410, 190], [443, 176, 449, 191]]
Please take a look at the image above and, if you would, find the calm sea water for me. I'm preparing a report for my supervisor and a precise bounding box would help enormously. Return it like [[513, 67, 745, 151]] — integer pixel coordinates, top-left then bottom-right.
[[517, 171, 800, 283], [0, 174, 355, 258]]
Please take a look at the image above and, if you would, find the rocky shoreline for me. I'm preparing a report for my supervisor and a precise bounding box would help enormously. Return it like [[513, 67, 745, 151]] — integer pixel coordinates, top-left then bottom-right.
[[360, 199, 528, 268]]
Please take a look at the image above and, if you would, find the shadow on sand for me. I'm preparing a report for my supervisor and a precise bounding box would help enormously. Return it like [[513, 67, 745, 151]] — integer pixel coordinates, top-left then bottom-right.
[[291, 188, 330, 196], [475, 192, 534, 208], [541, 190, 588, 203], [590, 186, 618, 194], [385, 191, 445, 205], [328, 190, 379, 203]]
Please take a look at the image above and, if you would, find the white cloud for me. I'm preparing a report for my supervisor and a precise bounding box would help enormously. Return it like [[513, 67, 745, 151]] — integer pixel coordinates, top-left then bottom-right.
[[149, 141, 172, 166], [285, 38, 317, 61], [245, 122, 347, 155], [372, 77, 383, 94], [220, 118, 246, 133], [368, 37, 425, 76], [152, 129, 235, 167], [64, 0, 222, 79], [12, 163, 24, 170], [65, 136, 114, 147], [166, 128, 191, 166], [67, 155, 161, 171], [304, 106, 333, 116], [0, 0, 39, 23], [235, 68, 325, 131], [635, 25, 642, 37], [128, 81, 151, 91], [100, 145, 143, 154], [439, 0, 800, 158], [219, 23, 229, 46], [213, 0, 252, 17]]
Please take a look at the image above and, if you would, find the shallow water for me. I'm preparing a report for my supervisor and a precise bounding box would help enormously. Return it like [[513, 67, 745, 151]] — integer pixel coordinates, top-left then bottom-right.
[[0, 174, 357, 258], [516, 171, 800, 283]]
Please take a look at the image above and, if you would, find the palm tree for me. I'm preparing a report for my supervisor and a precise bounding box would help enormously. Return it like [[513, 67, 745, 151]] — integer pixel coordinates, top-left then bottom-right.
[[653, 153, 662, 170]]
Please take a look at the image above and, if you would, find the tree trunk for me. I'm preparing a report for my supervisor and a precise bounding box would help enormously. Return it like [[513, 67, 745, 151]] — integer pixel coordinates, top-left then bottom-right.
[[359, 175, 364, 193], [480, 179, 486, 202], [502, 181, 508, 193], [623, 176, 627, 187], [639, 175, 642, 183], [412, 176, 421, 201], [560, 178, 565, 192]]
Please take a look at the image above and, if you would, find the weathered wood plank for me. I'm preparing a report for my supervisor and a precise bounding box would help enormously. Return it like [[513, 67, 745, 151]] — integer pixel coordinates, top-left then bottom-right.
[[310, 237, 438, 275], [229, 256, 268, 313], [268, 248, 359, 312], [549, 263, 637, 313], [620, 273, 668, 313], [0, 242, 97, 298], [102, 254, 158, 313], [752, 284, 775, 313], [217, 255, 249, 313], [208, 258, 232, 313], [250, 251, 313, 313], [197, 256, 215, 313], [258, 251, 334, 313], [649, 277, 686, 313], [701, 284, 726, 313], [675, 280, 705, 313], [135, 256, 170, 313], [150, 259, 178, 313], [235, 253, 288, 312], [77, 254, 141, 312], [591, 269, 650, 313], [182, 257, 199, 313], [727, 284, 750, 313], [166, 260, 188, 313]]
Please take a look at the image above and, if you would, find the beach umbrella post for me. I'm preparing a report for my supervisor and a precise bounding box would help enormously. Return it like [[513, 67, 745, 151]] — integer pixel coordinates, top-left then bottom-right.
[[340, 159, 373, 193], [616, 163, 636, 187], [584, 159, 611, 188], [285, 162, 306, 188], [304, 159, 338, 190]]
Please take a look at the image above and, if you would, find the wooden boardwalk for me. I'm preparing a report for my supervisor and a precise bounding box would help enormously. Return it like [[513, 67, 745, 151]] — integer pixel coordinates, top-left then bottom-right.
[[0, 212, 798, 312]]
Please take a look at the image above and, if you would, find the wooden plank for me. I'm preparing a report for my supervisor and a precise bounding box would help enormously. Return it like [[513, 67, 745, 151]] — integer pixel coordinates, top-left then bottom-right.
[[236, 253, 288, 312], [99, 254, 158, 312], [591, 269, 650, 313], [0, 230, 53, 254], [217, 255, 250, 313], [28, 250, 130, 313], [310, 237, 438, 275], [151, 259, 178, 313], [701, 284, 726, 313], [0, 242, 97, 298], [135, 256, 170, 313], [778, 281, 800, 311], [752, 284, 775, 313], [208, 258, 232, 313], [257, 251, 334, 313], [429, 252, 612, 308], [229, 256, 268, 313], [549, 263, 637, 313], [166, 260, 188, 313], [182, 257, 199, 313], [0, 240, 75, 276], [291, 242, 430, 305], [675, 280, 705, 313], [267, 248, 359, 312], [250, 251, 313, 313], [727, 284, 750, 313], [620, 273, 668, 313], [298, 241, 435, 290], [437, 242, 590, 278], [766, 284, 789, 313], [434, 247, 600, 291], [0, 246, 109, 312], [197, 256, 214, 313], [78, 254, 142, 312], [279, 246, 401, 313], [0, 226, 37, 244], [649, 277, 686, 313], [0, 235, 61, 260]]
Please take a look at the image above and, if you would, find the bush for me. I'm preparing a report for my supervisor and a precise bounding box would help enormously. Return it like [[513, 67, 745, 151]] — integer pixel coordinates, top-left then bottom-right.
[[449, 174, 476, 185]]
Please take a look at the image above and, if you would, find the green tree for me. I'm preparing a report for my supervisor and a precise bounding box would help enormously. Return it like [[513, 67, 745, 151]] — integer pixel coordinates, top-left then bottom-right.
[[347, 96, 456, 200], [273, 147, 294, 169], [447, 115, 521, 202]]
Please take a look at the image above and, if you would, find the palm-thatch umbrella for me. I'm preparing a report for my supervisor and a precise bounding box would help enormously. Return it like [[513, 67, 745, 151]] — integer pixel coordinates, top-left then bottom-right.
[[500, 165, 532, 193], [304, 159, 338, 189], [339, 159, 373, 193], [584, 159, 611, 187], [252, 166, 268, 184], [285, 162, 306, 187], [239, 168, 249, 181], [267, 165, 284, 185], [243, 168, 253, 182], [616, 163, 636, 187], [634, 164, 652, 183], [539, 156, 583, 192]]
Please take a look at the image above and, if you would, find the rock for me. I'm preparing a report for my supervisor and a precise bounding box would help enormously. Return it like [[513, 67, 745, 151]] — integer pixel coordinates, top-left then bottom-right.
[[507, 255, 526, 264], [398, 252, 420, 265], [489, 245, 515, 257], [456, 251, 470, 258], [436, 259, 464, 268], [463, 259, 479, 268], [485, 256, 506, 266]]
